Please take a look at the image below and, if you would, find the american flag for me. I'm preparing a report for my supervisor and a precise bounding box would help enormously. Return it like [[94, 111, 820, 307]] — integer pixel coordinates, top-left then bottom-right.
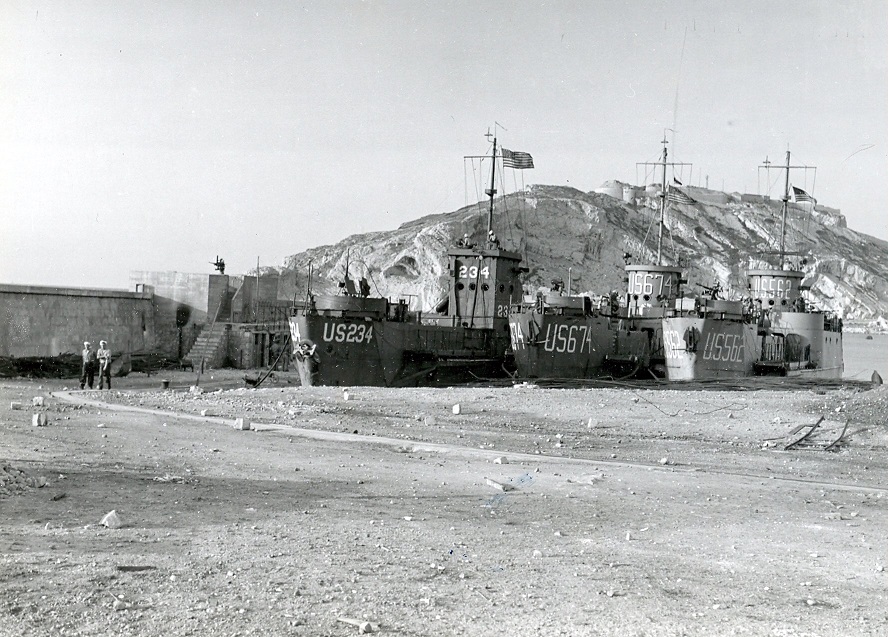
[[666, 184, 695, 205], [792, 186, 816, 204], [501, 148, 534, 169]]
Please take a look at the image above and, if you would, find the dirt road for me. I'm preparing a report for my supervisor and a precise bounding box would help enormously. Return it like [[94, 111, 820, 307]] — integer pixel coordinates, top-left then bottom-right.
[[2, 372, 887, 636]]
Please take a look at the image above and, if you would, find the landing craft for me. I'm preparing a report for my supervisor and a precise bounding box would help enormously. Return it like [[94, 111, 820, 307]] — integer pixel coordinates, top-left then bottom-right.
[[287, 131, 529, 387], [508, 137, 687, 380], [662, 150, 843, 380]]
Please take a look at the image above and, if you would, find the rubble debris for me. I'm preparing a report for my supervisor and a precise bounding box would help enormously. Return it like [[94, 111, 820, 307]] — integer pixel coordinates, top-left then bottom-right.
[[152, 475, 187, 483], [337, 617, 377, 633], [485, 478, 515, 492], [781, 416, 850, 451]]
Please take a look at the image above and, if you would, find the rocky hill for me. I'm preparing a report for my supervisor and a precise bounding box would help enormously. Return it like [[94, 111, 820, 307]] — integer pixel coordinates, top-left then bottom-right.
[[279, 185, 888, 322]]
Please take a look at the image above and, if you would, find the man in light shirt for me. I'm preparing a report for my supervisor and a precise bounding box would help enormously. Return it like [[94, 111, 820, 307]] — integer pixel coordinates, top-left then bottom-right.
[[97, 340, 112, 389], [80, 341, 97, 389]]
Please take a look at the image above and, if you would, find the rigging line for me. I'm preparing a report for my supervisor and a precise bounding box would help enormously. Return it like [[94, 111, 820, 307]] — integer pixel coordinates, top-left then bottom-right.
[[671, 26, 688, 157], [464, 159, 468, 210], [502, 168, 516, 248], [640, 208, 657, 256], [517, 173, 526, 251], [472, 159, 483, 214]]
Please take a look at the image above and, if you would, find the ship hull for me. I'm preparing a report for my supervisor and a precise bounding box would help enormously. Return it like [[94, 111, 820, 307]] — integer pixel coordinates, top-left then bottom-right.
[[755, 311, 844, 378], [662, 317, 758, 381], [508, 313, 650, 379], [289, 314, 508, 387]]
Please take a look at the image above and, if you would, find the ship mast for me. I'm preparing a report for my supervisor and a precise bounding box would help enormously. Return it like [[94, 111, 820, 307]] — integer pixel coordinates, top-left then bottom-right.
[[636, 134, 691, 266], [485, 132, 497, 237], [758, 150, 814, 270], [779, 150, 791, 268], [656, 136, 668, 266]]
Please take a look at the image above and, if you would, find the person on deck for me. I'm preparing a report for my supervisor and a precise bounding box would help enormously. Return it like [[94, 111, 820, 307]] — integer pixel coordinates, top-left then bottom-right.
[[97, 340, 112, 389], [80, 341, 97, 390]]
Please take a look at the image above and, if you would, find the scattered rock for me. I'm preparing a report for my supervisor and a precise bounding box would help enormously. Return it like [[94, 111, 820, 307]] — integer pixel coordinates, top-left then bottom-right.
[[10, 402, 23, 410], [101, 510, 122, 529], [200, 409, 214, 417], [342, 390, 350, 401], [452, 404, 461, 415], [532, 549, 543, 558], [493, 456, 508, 465], [233, 417, 250, 430], [32, 413, 47, 427], [32, 396, 45, 407]]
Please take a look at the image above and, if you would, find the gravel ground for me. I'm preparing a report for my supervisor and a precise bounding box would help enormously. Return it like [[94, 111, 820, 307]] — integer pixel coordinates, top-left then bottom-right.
[[1, 372, 887, 636]]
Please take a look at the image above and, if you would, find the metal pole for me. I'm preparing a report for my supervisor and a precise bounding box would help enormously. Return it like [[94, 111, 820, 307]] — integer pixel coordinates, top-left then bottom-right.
[[779, 150, 790, 269], [656, 138, 668, 266], [486, 137, 498, 236]]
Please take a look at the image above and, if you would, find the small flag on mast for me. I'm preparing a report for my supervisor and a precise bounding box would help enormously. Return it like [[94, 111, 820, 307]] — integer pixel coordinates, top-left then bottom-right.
[[666, 183, 695, 205], [501, 148, 534, 169], [792, 186, 815, 204]]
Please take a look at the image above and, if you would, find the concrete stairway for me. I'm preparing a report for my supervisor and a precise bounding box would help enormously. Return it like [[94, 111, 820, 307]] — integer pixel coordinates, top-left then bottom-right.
[[184, 324, 230, 369]]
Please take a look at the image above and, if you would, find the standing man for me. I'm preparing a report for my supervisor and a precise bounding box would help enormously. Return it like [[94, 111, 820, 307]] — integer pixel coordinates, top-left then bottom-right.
[[97, 340, 112, 389], [80, 341, 97, 389]]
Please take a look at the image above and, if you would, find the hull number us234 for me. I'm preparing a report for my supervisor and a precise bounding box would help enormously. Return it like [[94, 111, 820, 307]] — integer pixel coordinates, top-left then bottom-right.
[[323, 322, 374, 344]]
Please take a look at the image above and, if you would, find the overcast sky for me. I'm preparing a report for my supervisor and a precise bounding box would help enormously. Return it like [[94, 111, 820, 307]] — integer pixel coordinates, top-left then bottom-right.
[[2, 0, 886, 289]]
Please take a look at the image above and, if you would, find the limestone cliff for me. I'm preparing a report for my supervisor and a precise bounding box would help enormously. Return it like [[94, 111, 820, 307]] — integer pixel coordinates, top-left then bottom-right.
[[280, 185, 888, 321]]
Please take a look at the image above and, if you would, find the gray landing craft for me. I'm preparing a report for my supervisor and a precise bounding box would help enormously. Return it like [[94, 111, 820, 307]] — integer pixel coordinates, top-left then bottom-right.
[[287, 133, 527, 387], [507, 137, 688, 380], [662, 150, 843, 380]]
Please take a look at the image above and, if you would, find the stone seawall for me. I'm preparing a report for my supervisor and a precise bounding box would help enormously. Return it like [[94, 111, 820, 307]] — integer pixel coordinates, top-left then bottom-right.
[[0, 284, 157, 357]]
